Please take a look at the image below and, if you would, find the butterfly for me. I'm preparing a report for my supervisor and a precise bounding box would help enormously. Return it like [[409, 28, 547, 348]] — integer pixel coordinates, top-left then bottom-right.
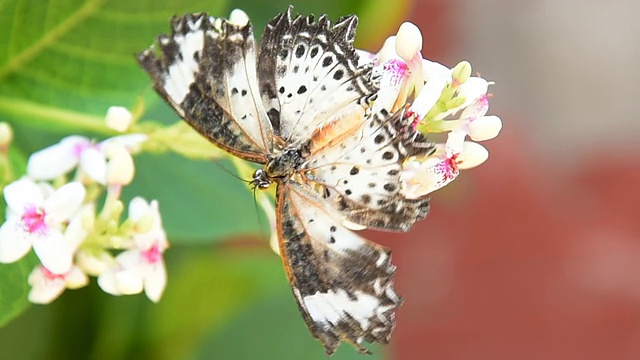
[[138, 7, 434, 355]]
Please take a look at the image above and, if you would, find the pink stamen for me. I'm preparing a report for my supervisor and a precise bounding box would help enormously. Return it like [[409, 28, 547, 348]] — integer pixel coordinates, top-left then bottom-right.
[[21, 205, 47, 234], [437, 155, 459, 181], [142, 243, 162, 264], [383, 59, 410, 84]]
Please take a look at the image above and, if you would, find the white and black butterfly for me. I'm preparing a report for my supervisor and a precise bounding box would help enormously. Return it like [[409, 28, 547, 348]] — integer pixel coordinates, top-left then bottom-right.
[[138, 8, 433, 355]]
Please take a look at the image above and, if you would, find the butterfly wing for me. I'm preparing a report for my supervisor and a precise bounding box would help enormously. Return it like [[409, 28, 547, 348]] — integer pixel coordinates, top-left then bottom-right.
[[276, 181, 401, 355], [303, 108, 435, 232], [257, 8, 378, 145], [138, 13, 273, 163]]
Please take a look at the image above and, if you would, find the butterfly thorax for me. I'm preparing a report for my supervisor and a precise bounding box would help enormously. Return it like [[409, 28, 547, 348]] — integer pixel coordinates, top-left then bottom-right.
[[252, 146, 308, 189]]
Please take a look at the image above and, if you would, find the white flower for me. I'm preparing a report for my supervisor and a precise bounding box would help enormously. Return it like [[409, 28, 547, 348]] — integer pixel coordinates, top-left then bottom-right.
[[0, 179, 85, 274], [98, 198, 167, 302], [27, 136, 91, 180], [27, 134, 147, 185], [28, 264, 88, 304]]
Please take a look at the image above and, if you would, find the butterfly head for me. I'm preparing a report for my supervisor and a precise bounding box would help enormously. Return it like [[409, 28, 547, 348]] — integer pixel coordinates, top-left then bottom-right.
[[251, 169, 272, 190]]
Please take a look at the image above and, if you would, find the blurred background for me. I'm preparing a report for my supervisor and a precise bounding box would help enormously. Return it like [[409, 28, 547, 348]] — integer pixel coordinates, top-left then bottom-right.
[[0, 0, 638, 359]]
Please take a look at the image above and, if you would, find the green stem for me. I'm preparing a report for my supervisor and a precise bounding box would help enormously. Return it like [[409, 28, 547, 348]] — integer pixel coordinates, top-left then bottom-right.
[[0, 96, 114, 135]]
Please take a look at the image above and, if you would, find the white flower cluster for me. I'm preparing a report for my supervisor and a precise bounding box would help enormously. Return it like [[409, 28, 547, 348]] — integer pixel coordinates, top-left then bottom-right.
[[0, 107, 168, 304], [359, 22, 502, 198]]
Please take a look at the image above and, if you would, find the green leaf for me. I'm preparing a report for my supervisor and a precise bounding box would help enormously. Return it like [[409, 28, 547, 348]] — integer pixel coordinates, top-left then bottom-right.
[[0, 254, 38, 327], [0, 0, 229, 132]]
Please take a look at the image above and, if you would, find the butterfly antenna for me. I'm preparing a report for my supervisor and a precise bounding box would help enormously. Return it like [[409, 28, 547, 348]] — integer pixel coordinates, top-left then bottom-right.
[[211, 160, 253, 185], [252, 186, 267, 234]]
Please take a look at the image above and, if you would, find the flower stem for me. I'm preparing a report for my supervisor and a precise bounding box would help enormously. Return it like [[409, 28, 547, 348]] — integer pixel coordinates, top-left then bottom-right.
[[0, 96, 114, 135]]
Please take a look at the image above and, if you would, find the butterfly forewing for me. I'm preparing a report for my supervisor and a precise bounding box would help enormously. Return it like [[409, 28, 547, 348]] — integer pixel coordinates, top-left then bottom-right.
[[276, 182, 401, 355], [257, 8, 378, 145], [138, 14, 272, 163]]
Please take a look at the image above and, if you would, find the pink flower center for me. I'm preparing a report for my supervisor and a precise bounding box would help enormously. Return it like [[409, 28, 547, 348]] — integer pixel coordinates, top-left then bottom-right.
[[383, 59, 410, 88], [437, 154, 459, 181], [72, 141, 91, 157], [21, 205, 47, 234], [142, 243, 162, 264], [41, 266, 65, 280]]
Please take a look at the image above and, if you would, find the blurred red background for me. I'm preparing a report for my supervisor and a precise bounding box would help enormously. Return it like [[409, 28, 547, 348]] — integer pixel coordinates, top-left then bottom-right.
[[368, 1, 640, 359]]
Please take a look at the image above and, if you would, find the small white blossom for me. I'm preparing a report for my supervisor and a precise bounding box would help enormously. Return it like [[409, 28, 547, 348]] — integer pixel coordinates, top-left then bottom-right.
[[0, 179, 85, 274], [27, 136, 91, 180], [98, 198, 167, 302], [28, 264, 88, 304]]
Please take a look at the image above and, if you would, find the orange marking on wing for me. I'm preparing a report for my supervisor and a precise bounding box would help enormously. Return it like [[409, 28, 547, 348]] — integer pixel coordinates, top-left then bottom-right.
[[309, 107, 365, 155]]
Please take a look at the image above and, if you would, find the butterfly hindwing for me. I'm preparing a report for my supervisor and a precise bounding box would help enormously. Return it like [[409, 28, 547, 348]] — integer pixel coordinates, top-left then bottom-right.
[[303, 109, 434, 231], [276, 182, 401, 355], [138, 13, 272, 163], [257, 8, 378, 144]]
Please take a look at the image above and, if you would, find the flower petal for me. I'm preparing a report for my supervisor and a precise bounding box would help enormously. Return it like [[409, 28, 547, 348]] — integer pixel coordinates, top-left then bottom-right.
[[457, 142, 489, 170], [401, 157, 459, 199], [27, 136, 89, 180], [128, 197, 151, 223], [28, 266, 66, 304], [4, 178, 44, 214], [79, 147, 107, 184], [0, 218, 33, 263], [460, 95, 489, 119], [422, 59, 452, 82], [32, 229, 74, 274], [64, 204, 93, 248], [43, 182, 85, 224], [114, 268, 144, 295], [144, 260, 167, 302], [64, 266, 89, 289], [409, 75, 449, 119]]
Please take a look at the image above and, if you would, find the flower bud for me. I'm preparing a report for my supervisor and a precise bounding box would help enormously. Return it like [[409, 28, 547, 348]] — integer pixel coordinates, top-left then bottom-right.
[[229, 9, 249, 26], [452, 61, 472, 87], [105, 106, 132, 132], [0, 122, 13, 149], [105, 142, 134, 185], [395, 22, 422, 62], [467, 116, 502, 141]]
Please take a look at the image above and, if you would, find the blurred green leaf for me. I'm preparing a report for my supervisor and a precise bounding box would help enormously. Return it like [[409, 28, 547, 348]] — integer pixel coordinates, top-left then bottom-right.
[[0, 0, 229, 130], [82, 247, 286, 360], [122, 153, 269, 244], [0, 254, 38, 328]]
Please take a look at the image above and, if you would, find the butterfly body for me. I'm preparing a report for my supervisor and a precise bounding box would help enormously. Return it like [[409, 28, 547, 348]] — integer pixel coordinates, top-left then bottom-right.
[[139, 8, 433, 354]]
